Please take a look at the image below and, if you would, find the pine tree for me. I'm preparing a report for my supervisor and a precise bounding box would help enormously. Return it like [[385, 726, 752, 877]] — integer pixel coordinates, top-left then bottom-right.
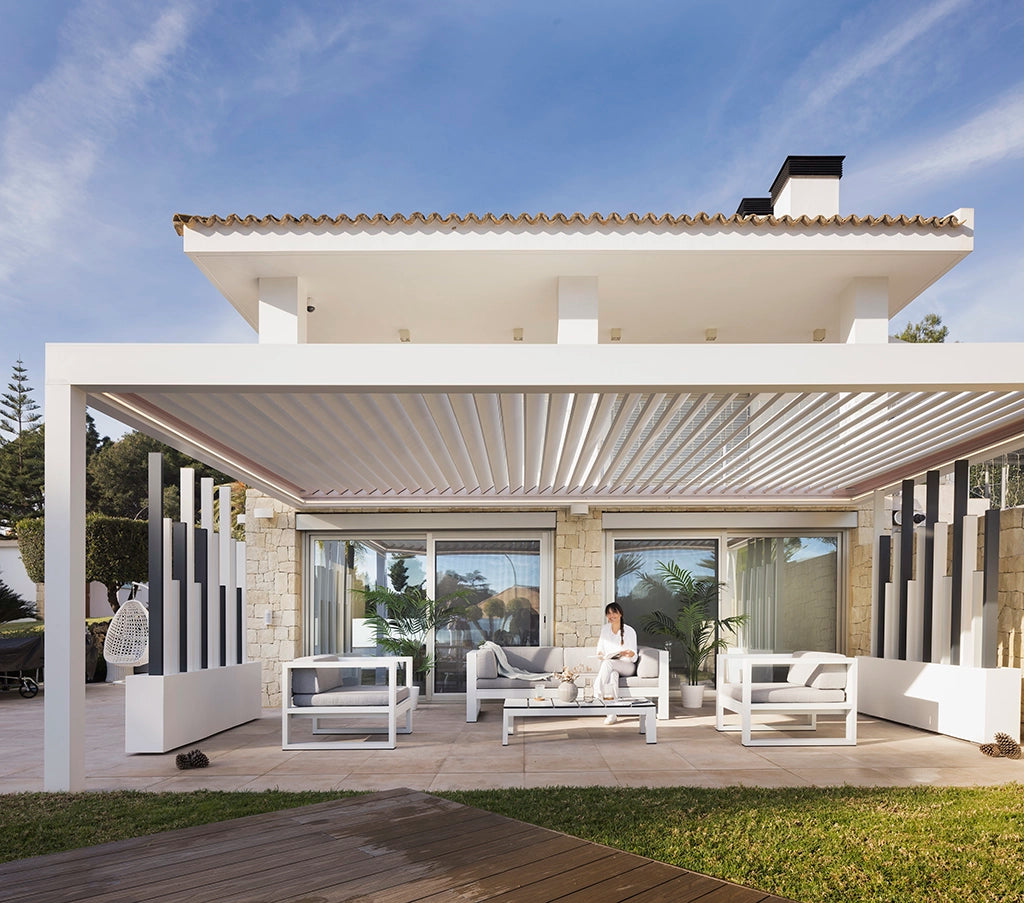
[[0, 359, 42, 443], [894, 312, 948, 343]]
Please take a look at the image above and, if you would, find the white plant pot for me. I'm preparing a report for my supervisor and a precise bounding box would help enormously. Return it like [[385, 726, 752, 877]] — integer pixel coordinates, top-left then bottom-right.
[[681, 682, 705, 709]]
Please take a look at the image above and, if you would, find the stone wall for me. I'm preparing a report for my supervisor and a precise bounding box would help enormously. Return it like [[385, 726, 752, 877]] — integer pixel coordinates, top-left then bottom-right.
[[245, 490, 301, 707], [848, 496, 876, 656], [553, 509, 604, 647]]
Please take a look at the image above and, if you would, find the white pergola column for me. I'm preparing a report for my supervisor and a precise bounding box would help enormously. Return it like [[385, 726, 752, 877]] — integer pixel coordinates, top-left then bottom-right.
[[43, 381, 87, 791], [840, 277, 888, 344], [557, 276, 598, 344], [258, 277, 308, 343]]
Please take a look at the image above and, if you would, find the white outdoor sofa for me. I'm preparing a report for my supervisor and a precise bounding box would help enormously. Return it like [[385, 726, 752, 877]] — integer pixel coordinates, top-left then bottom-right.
[[282, 655, 414, 750], [466, 644, 670, 722], [715, 651, 858, 746]]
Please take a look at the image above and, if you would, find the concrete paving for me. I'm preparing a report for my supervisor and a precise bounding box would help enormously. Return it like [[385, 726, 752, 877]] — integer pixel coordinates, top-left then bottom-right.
[[1, 682, 1021, 793]]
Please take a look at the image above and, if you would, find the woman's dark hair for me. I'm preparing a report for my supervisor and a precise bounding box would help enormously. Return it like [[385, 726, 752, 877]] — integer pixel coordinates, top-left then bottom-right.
[[605, 601, 625, 645]]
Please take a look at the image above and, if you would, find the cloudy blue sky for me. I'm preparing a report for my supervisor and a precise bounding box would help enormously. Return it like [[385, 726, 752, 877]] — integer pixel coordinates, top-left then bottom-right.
[[1, 0, 1023, 438]]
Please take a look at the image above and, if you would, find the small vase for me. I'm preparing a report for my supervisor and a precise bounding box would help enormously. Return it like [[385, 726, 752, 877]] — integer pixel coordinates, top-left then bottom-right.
[[557, 680, 578, 703]]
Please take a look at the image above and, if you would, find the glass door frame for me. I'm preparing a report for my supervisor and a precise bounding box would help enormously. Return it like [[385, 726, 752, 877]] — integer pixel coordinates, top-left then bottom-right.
[[303, 529, 554, 700]]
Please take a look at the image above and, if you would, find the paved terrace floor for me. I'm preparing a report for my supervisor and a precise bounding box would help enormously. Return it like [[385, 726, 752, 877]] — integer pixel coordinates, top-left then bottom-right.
[[1, 682, 1021, 793]]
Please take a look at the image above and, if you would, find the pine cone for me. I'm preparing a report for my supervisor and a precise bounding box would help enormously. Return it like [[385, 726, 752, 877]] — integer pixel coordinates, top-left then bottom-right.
[[980, 743, 1002, 757], [175, 748, 210, 770], [994, 732, 1021, 760]]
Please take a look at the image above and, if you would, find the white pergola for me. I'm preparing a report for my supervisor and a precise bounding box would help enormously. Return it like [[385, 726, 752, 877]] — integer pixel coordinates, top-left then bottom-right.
[[42, 176, 1024, 788]]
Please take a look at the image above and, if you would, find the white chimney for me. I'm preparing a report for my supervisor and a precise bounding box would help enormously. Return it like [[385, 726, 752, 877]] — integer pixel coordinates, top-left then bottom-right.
[[769, 155, 844, 218]]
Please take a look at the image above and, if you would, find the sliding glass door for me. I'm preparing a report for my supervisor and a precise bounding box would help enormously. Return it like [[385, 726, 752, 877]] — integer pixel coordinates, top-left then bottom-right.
[[306, 532, 549, 696]]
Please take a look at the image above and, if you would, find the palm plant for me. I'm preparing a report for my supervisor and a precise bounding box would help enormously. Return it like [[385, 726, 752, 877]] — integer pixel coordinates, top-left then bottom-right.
[[639, 561, 747, 686], [360, 584, 466, 684]]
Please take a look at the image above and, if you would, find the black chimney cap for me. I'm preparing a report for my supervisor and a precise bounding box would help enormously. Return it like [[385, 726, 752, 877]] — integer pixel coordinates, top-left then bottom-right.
[[769, 155, 845, 204], [735, 197, 774, 217]]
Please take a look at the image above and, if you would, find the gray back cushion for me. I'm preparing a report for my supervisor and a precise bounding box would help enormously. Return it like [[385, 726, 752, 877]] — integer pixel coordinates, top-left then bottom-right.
[[505, 647, 564, 673], [636, 646, 660, 679], [475, 648, 498, 679], [787, 651, 848, 689]]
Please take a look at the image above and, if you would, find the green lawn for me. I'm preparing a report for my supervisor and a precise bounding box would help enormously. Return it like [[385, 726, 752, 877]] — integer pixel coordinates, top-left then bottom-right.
[[1, 785, 1022, 902]]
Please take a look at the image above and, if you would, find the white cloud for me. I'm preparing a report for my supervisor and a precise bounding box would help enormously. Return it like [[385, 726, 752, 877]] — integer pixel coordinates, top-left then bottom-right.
[[879, 86, 1024, 187], [799, 0, 968, 117], [0, 1, 197, 289]]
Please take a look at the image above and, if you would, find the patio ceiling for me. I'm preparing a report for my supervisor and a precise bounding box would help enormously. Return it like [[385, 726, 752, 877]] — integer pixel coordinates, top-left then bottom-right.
[[64, 341, 1024, 508]]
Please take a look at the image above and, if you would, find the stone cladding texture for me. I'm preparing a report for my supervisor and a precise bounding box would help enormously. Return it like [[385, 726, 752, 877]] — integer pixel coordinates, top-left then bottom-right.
[[245, 490, 301, 707]]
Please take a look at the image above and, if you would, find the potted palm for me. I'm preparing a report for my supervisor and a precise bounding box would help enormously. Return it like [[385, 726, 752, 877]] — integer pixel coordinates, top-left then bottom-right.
[[360, 583, 466, 704], [640, 561, 748, 709]]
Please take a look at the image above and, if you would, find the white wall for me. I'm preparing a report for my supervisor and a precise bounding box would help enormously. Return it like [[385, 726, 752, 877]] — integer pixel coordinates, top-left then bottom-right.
[[0, 540, 36, 603]]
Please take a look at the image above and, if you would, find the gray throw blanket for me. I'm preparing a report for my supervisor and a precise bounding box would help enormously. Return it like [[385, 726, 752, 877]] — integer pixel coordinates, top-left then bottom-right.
[[479, 641, 551, 681]]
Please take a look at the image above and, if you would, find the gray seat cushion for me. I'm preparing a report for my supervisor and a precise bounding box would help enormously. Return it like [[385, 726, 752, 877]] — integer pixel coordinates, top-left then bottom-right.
[[724, 682, 847, 704], [477, 677, 559, 690], [293, 685, 411, 707]]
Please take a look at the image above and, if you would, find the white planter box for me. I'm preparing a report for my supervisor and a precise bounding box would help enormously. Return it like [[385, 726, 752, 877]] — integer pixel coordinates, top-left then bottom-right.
[[125, 663, 262, 753], [857, 656, 1021, 744]]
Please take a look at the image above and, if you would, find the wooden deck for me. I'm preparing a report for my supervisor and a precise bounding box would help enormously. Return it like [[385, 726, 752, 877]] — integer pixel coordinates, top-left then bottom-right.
[[0, 789, 796, 902]]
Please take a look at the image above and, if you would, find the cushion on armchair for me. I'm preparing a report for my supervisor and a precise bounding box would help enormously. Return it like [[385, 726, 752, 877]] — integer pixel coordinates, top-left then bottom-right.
[[787, 651, 849, 690], [636, 646, 660, 679]]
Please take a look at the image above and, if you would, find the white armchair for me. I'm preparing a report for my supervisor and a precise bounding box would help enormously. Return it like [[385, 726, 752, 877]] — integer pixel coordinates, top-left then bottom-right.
[[716, 651, 858, 746]]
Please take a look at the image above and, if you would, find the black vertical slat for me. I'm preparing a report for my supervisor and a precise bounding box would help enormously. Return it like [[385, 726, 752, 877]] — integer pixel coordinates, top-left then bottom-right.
[[236, 587, 244, 665], [898, 479, 915, 660], [219, 585, 227, 668], [172, 522, 188, 673], [875, 535, 890, 657], [950, 459, 969, 664], [922, 470, 939, 662], [982, 508, 1000, 668], [194, 528, 208, 670], [147, 453, 163, 676]]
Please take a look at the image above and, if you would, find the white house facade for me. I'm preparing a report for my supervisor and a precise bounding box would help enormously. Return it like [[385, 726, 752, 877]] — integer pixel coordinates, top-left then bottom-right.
[[43, 156, 1024, 789]]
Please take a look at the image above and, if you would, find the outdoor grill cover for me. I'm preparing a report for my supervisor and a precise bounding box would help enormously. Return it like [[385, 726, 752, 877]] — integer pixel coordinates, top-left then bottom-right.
[[0, 635, 43, 671]]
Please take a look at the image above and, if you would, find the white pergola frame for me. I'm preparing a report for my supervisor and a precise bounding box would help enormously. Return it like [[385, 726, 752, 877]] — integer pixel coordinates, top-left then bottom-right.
[[44, 338, 1024, 788]]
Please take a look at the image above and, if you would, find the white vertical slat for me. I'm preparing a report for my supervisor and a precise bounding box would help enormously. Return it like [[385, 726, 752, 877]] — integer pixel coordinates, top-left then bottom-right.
[[499, 394, 525, 492], [931, 525, 949, 664], [883, 582, 898, 659], [523, 394, 549, 492], [970, 569, 985, 668], [934, 575, 953, 665], [180, 469, 198, 672], [200, 478, 217, 668], [539, 393, 573, 491], [219, 485, 235, 665], [905, 528, 927, 662], [163, 518, 177, 674], [959, 515, 979, 668]]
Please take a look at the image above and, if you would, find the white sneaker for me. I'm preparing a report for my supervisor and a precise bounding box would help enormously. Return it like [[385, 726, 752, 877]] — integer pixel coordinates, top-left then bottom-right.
[[604, 714, 617, 725]]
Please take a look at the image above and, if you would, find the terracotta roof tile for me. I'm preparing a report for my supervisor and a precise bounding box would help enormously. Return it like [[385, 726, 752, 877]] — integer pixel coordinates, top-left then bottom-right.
[[172, 211, 962, 236]]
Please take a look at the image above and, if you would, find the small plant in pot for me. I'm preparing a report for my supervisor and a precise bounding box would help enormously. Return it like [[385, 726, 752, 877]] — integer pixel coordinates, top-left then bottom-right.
[[640, 561, 748, 709], [360, 583, 466, 704]]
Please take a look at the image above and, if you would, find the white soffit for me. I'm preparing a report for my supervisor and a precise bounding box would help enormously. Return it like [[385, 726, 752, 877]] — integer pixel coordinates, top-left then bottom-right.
[[65, 341, 1024, 509]]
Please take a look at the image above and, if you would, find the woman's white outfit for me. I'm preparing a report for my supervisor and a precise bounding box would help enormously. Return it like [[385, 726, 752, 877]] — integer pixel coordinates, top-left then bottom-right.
[[593, 622, 638, 702]]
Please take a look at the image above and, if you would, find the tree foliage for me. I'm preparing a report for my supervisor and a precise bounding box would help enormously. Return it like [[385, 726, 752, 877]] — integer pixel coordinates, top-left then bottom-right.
[[0, 359, 41, 440], [15, 515, 147, 612], [87, 430, 233, 520], [894, 312, 948, 343]]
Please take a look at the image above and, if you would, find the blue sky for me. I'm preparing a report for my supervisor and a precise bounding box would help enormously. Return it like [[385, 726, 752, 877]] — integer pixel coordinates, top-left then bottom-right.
[[2, 0, 1023, 439]]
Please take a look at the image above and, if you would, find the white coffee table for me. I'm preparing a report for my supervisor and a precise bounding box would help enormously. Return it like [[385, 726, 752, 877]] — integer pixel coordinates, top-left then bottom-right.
[[502, 698, 657, 746]]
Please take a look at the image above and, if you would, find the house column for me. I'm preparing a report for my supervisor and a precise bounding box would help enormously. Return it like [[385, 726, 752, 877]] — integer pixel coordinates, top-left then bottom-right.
[[43, 381, 87, 791], [557, 277, 599, 344], [839, 277, 889, 344], [258, 277, 309, 343]]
